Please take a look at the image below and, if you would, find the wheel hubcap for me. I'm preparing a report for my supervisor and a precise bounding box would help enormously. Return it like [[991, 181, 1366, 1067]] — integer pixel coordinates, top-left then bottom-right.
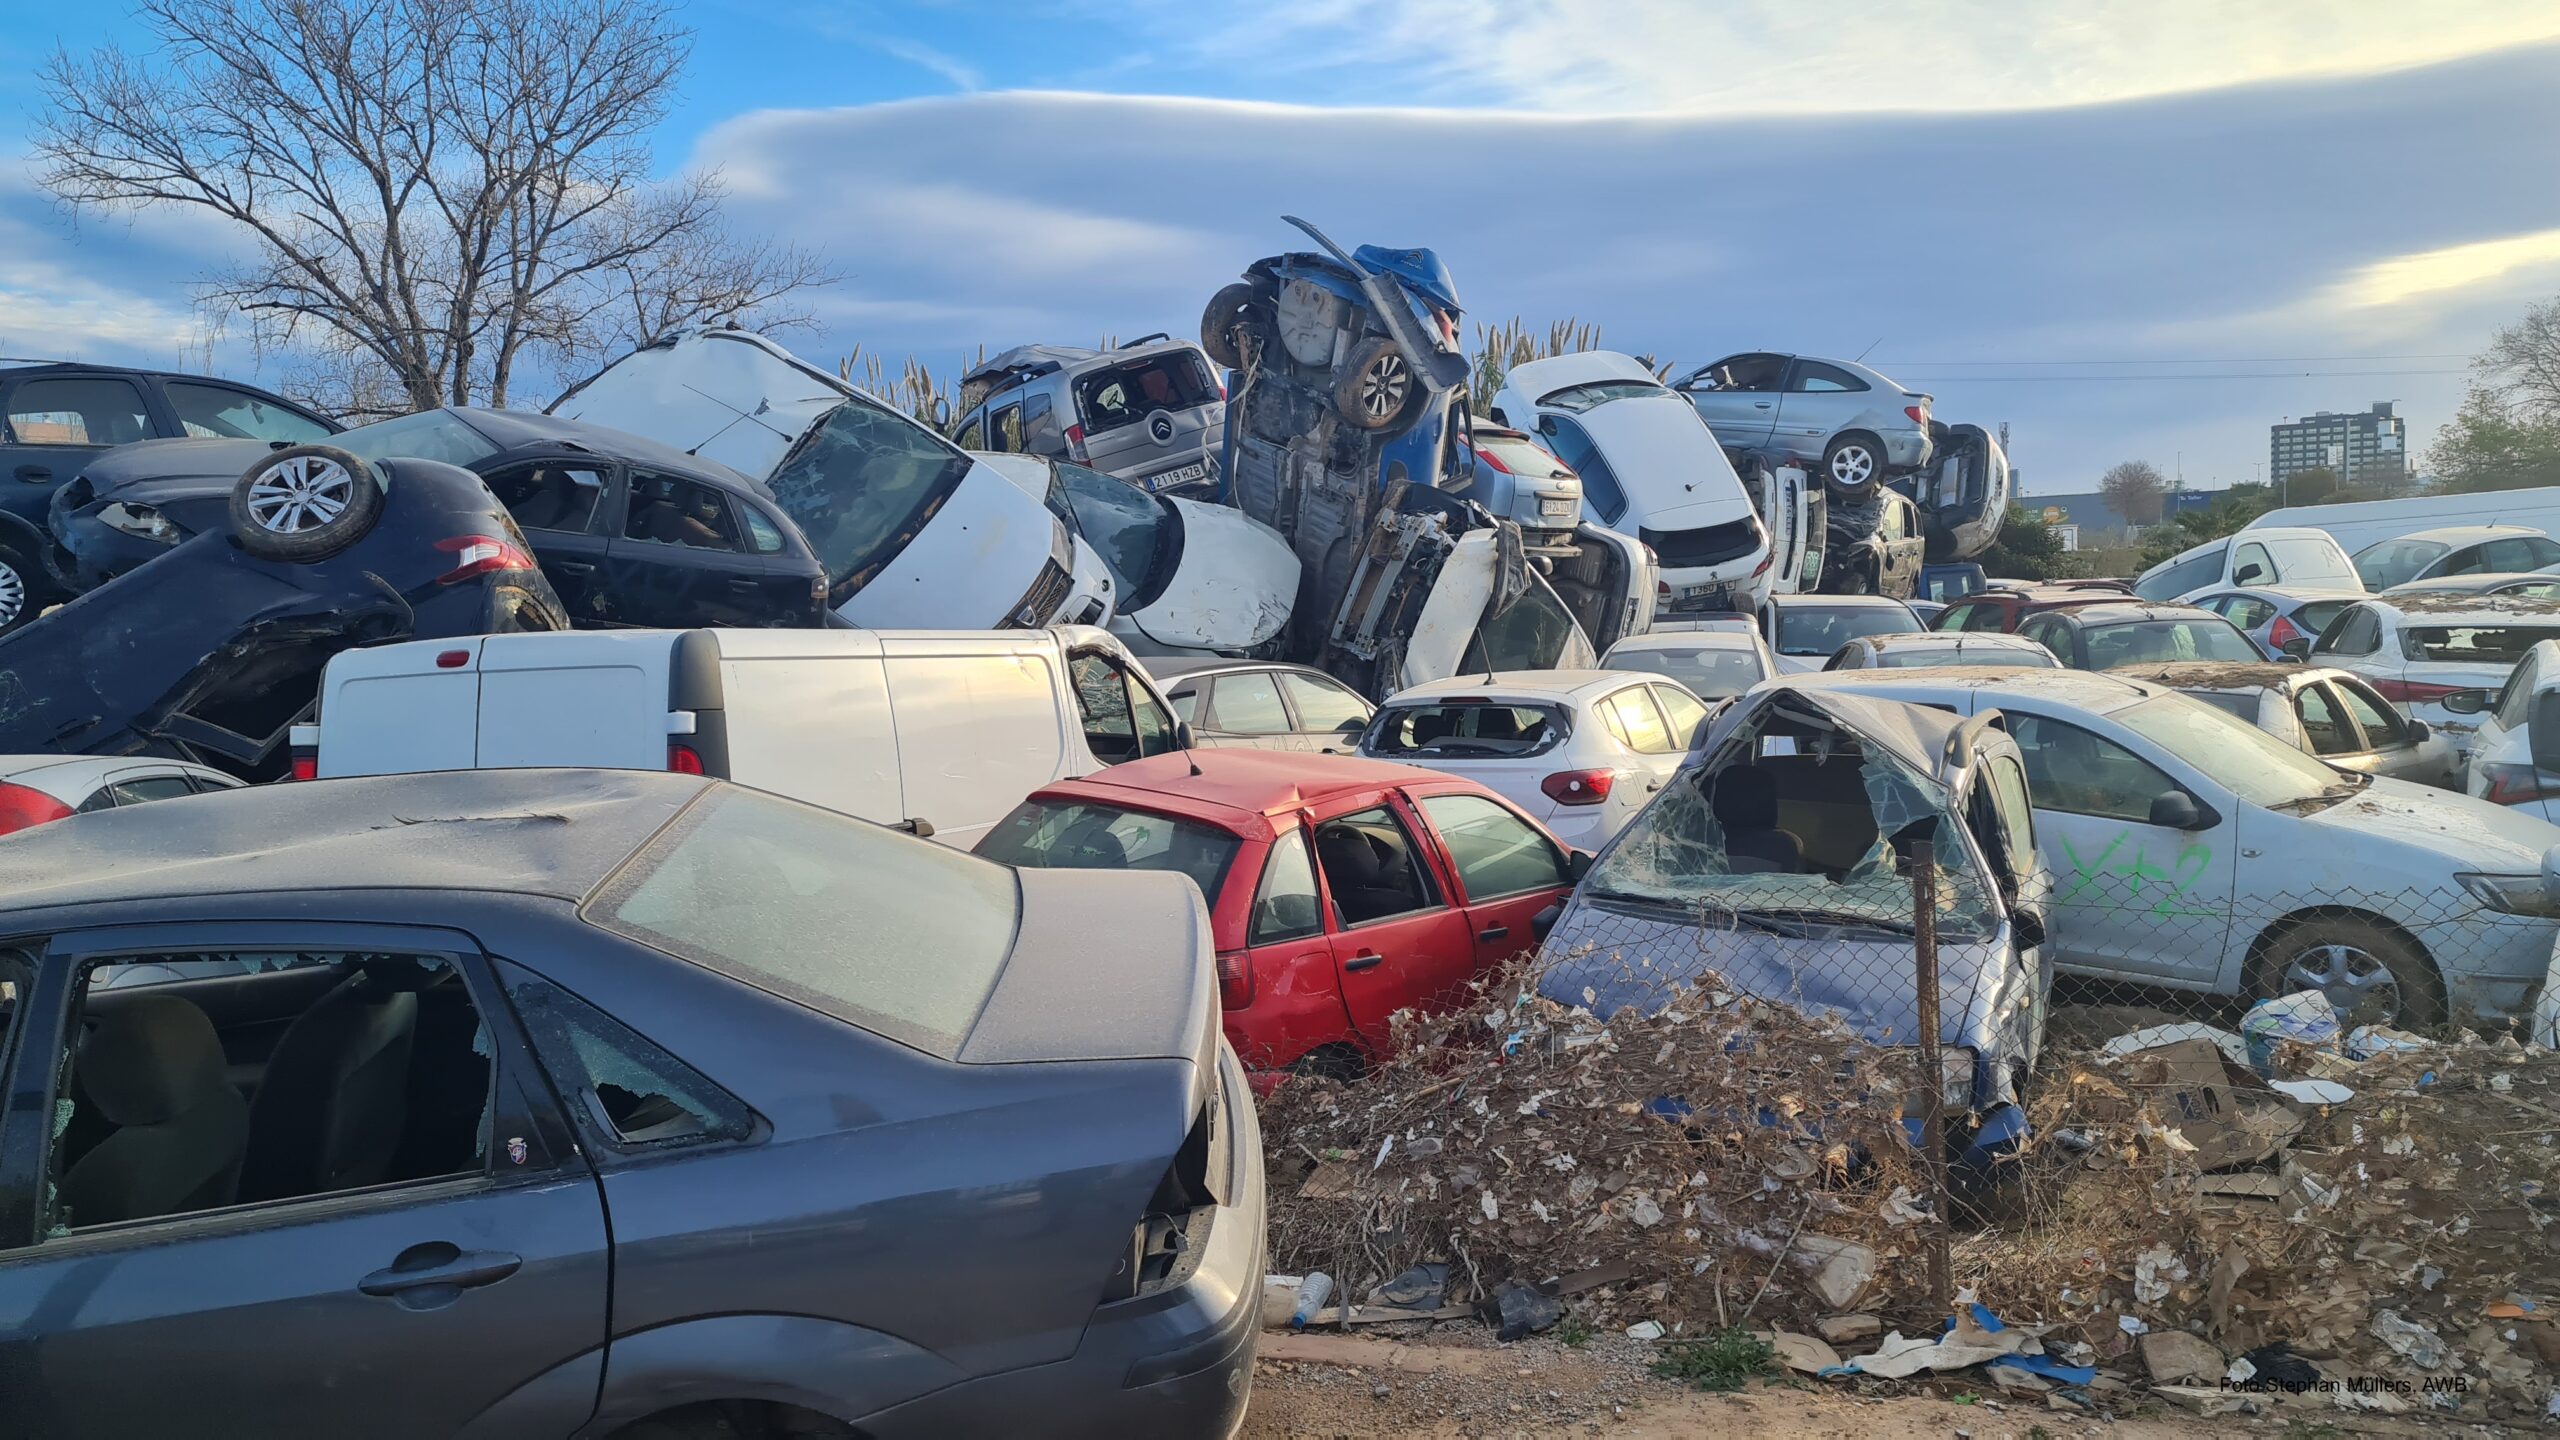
[[1361, 354, 1410, 419], [245, 455, 356, 534], [0, 559, 22, 627], [1832, 446, 1875, 485], [2281, 943, 2399, 1021]]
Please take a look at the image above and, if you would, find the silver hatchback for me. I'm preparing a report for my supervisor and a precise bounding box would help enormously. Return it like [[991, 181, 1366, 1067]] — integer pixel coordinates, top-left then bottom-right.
[[1671, 351, 1934, 496], [956, 339, 1227, 496]]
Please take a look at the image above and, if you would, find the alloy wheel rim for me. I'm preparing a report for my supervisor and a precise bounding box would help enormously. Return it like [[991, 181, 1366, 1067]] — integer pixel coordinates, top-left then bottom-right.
[[1832, 446, 1875, 486], [245, 454, 357, 533], [1361, 354, 1411, 419], [0, 559, 22, 627], [2281, 942, 2399, 1020]]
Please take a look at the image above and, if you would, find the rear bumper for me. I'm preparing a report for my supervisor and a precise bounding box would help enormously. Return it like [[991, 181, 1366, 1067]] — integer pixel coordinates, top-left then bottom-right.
[[1883, 428, 1933, 472]]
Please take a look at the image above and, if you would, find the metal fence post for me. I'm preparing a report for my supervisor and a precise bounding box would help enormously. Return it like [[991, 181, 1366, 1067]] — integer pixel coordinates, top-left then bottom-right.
[[1908, 837, 1952, 1316]]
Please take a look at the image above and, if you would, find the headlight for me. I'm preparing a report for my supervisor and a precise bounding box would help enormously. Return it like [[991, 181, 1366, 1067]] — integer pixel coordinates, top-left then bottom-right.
[[2459, 872, 2560, 919], [98, 502, 177, 543], [1902, 1045, 1978, 1114]]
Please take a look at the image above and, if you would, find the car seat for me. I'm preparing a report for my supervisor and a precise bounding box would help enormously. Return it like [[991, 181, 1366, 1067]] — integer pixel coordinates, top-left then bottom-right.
[[237, 962, 433, 1202], [1316, 825, 1415, 924], [60, 993, 250, 1226], [1711, 766, 1804, 874], [1054, 818, 1131, 869], [1407, 711, 1456, 749]]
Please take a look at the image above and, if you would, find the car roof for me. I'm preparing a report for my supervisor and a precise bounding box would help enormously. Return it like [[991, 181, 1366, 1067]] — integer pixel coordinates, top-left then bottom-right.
[[1768, 593, 1912, 611], [2389, 525, 2542, 545], [448, 408, 768, 494], [2383, 572, 2556, 595], [965, 339, 1199, 388], [1862, 631, 2045, 651], [1388, 669, 1637, 703], [1044, 750, 1452, 827], [2108, 661, 2319, 694], [2056, 602, 2223, 625], [0, 769, 709, 914], [1779, 666, 2164, 715], [1605, 631, 1763, 653], [2364, 592, 2560, 621], [1139, 657, 1343, 684]]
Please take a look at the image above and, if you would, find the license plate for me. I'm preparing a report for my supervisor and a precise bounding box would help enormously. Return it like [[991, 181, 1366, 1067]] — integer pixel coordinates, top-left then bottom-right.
[[1145, 463, 1207, 491], [1679, 582, 1730, 601], [1539, 497, 1576, 517]]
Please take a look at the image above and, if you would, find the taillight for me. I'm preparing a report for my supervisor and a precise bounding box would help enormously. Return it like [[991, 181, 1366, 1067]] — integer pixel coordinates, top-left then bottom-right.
[[1904, 405, 1928, 425], [667, 743, 704, 774], [290, 752, 318, 782], [1215, 949, 1256, 1009], [1475, 445, 1512, 474], [433, 534, 536, 584], [2371, 678, 2471, 704], [1657, 581, 1673, 596], [0, 782, 76, 837], [1542, 769, 1616, 806], [1065, 423, 1088, 462], [2267, 614, 2301, 650], [2480, 763, 2560, 806]]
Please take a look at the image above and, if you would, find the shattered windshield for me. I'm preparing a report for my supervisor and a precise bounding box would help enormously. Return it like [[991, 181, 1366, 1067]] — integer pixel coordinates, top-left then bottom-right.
[[1054, 461, 1170, 599], [767, 398, 976, 592], [1585, 719, 1994, 939], [334, 409, 502, 468]]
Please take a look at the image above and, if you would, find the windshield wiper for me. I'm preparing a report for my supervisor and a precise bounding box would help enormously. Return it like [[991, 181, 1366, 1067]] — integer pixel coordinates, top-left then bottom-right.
[[1740, 906, 1917, 937]]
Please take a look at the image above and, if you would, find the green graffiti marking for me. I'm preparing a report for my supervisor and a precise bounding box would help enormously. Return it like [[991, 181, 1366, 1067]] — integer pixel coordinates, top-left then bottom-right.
[[2056, 828, 2220, 919]]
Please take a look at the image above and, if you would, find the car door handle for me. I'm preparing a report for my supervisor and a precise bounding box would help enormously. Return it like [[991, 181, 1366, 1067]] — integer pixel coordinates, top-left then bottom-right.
[[1342, 952, 1384, 972], [728, 578, 764, 591], [359, 1243, 522, 1298], [15, 464, 51, 482], [1752, 402, 1772, 410], [1477, 924, 1509, 943], [1645, 780, 1663, 792]]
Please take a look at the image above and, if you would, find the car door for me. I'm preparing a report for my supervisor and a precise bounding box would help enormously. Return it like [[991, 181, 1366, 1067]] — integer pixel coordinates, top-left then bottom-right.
[[1675, 353, 1781, 449], [1196, 668, 1302, 750], [1410, 788, 1574, 972], [1771, 358, 1868, 461], [2017, 614, 2076, 667], [1, 372, 156, 494], [480, 458, 617, 624], [2327, 673, 2441, 783], [2004, 710, 2237, 986], [0, 923, 609, 1438], [1278, 668, 1376, 754], [1308, 795, 1477, 1047], [607, 470, 793, 627]]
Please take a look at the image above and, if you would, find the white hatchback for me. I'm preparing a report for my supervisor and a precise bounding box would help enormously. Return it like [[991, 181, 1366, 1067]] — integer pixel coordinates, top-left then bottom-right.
[[2307, 594, 2560, 766], [1358, 670, 1709, 851], [1600, 630, 1776, 703]]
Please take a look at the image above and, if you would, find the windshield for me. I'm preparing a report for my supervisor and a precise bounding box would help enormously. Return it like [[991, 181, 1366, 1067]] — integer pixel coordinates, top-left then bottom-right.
[[1075, 352, 1216, 433], [2295, 599, 2352, 638], [2355, 538, 2449, 590], [1054, 461, 1171, 600], [2083, 618, 2261, 668], [335, 409, 502, 468], [1462, 576, 1598, 672], [1877, 644, 2052, 671], [1477, 435, 1574, 480], [2112, 694, 2343, 806], [767, 398, 977, 591], [974, 799, 1241, 903], [1605, 645, 1767, 699], [1539, 380, 1667, 413], [1585, 723, 1994, 939], [1775, 603, 1921, 657]]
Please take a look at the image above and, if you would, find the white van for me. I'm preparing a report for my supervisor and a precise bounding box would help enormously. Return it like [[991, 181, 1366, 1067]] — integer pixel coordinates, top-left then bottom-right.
[[2250, 486, 2560, 559], [550, 329, 1118, 632], [2132, 526, 2361, 602], [294, 626, 1188, 848]]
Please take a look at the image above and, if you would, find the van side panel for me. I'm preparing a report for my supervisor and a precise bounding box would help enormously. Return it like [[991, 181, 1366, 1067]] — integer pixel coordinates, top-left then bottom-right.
[[718, 654, 905, 825], [880, 649, 1071, 848]]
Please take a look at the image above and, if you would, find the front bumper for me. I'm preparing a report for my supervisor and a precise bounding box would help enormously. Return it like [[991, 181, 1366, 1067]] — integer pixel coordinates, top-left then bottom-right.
[[2417, 909, 2555, 1021], [46, 492, 184, 593]]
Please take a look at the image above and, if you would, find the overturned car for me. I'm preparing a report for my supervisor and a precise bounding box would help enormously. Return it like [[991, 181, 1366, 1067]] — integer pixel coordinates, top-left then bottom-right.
[[1536, 683, 2052, 1177], [1207, 217, 1653, 698]]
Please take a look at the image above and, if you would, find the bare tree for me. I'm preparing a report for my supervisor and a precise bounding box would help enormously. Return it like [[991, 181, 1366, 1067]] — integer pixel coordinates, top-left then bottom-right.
[[37, 0, 830, 417], [2099, 459, 2170, 527], [2479, 295, 2560, 422]]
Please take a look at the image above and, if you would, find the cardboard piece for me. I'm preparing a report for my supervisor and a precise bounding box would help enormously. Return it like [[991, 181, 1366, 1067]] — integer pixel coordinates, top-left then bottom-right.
[[2122, 1038, 2305, 1170]]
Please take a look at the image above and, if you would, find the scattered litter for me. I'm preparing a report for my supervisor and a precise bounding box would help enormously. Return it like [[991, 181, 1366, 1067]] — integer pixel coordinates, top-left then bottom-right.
[[2139, 1329, 2225, 1383], [1625, 1320, 1665, 1341], [2269, 1078, 2354, 1105], [2370, 1308, 2447, 1369], [1492, 1281, 1561, 1341], [2152, 1383, 2248, 1415], [2100, 1022, 2247, 1065], [1815, 1313, 1883, 1344], [1769, 1329, 1841, 1374], [2132, 1243, 2189, 1304], [1289, 1272, 1334, 1331], [1878, 1184, 1932, 1225], [2346, 1024, 2435, 1059], [1793, 1235, 1878, 1311], [1366, 1263, 1448, 1311], [2241, 990, 2340, 1072]]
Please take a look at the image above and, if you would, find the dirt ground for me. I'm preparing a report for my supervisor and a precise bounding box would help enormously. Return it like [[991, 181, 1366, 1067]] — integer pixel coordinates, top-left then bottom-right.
[[1240, 1328, 2477, 1439]]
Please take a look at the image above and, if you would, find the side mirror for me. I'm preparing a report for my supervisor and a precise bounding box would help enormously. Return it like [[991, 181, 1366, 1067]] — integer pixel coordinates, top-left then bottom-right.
[[2147, 790, 2210, 830], [2011, 908, 2048, 950], [1531, 901, 1565, 941], [896, 817, 936, 839], [1537, 415, 1557, 437], [2441, 690, 2489, 716], [2406, 718, 2431, 741], [2234, 565, 2267, 585], [2279, 637, 2311, 661], [1174, 721, 1199, 750], [930, 395, 953, 430], [1566, 849, 1594, 882]]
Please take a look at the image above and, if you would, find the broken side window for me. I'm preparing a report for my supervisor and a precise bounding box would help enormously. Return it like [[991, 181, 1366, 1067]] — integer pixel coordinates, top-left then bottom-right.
[[504, 976, 753, 1150]]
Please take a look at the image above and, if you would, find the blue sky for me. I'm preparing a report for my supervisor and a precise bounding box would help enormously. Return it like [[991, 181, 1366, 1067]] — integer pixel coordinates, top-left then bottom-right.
[[4, 1, 2559, 493]]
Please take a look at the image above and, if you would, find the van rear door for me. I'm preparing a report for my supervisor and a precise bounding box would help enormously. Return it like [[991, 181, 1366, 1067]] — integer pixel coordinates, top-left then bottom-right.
[[314, 640, 489, 778], [475, 631, 675, 772], [877, 635, 1074, 848]]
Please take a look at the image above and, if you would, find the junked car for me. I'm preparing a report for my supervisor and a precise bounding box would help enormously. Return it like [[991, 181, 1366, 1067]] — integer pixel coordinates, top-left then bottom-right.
[[1146, 658, 1376, 752], [2188, 585, 2364, 660], [977, 749, 1586, 1086], [0, 767, 1262, 1437], [1668, 352, 1934, 498], [1536, 683, 2049, 1177], [955, 338, 1227, 497], [1823, 487, 1924, 598], [1780, 668, 2560, 1026], [1358, 670, 1710, 852], [1822, 631, 2061, 672], [2134, 527, 2361, 603], [2015, 602, 2266, 671], [1453, 422, 1584, 557], [2351, 525, 2560, 592], [0, 447, 565, 779], [551, 327, 1117, 632], [2381, 571, 2560, 603], [2113, 662, 2456, 787], [2458, 639, 2560, 820], [1599, 629, 1777, 702], [1898, 423, 2011, 563], [0, 753, 243, 837], [1761, 594, 1925, 674], [48, 407, 829, 629], [2307, 594, 2560, 765]]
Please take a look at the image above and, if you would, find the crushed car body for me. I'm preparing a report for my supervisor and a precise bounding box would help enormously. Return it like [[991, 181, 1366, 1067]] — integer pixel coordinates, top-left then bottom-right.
[[956, 338, 1228, 497]]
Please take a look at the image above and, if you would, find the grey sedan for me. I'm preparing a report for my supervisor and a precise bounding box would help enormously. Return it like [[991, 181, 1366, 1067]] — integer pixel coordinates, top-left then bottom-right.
[[0, 768, 1262, 1437], [2189, 584, 2364, 659], [1670, 351, 1933, 493], [2115, 661, 2458, 787]]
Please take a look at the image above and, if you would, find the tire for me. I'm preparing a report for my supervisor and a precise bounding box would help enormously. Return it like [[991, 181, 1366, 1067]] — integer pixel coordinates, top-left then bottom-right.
[[0, 544, 50, 636], [228, 444, 386, 563], [1200, 281, 1268, 371], [1333, 335, 1417, 431], [1289, 1045, 1365, 1083], [2251, 915, 2441, 1029], [1820, 432, 1885, 497]]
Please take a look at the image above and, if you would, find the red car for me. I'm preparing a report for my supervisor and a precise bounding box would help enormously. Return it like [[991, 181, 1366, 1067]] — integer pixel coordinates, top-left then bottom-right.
[[975, 750, 1590, 1084]]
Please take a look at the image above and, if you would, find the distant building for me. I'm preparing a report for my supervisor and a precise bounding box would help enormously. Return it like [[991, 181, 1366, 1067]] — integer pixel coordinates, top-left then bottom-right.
[[2271, 403, 2407, 490]]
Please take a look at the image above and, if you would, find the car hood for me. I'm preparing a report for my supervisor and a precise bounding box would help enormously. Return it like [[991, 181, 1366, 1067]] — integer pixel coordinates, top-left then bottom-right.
[[74, 436, 272, 500], [1575, 397, 1755, 528], [551, 333, 849, 480], [2301, 776, 2560, 871], [958, 867, 1217, 1067], [1132, 499, 1300, 651]]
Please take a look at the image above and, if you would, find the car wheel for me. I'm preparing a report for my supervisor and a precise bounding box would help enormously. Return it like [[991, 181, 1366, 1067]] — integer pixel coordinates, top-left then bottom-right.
[[2252, 915, 2441, 1028], [1200, 281, 1270, 371], [1821, 433, 1884, 497], [0, 544, 49, 635], [1334, 336, 1416, 431], [228, 444, 386, 563]]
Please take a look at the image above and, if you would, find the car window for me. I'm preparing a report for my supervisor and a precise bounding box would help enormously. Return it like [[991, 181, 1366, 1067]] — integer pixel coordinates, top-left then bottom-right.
[[2019, 617, 2065, 660], [1602, 686, 1675, 754], [2116, 694, 2342, 804], [1166, 688, 1199, 722], [1055, 460, 1171, 598], [2265, 537, 2358, 588], [1773, 602, 1921, 657], [624, 473, 741, 550], [2133, 550, 2222, 601], [2293, 599, 2351, 639], [1603, 643, 1766, 700], [2353, 538, 2449, 590], [738, 503, 788, 555], [1205, 671, 1291, 734], [1280, 671, 1372, 733], [2330, 677, 2403, 746], [766, 397, 976, 591], [1075, 353, 1216, 434], [595, 786, 1020, 1059], [108, 775, 197, 806], [1787, 360, 1866, 393], [46, 951, 493, 1233], [1458, 577, 1590, 675], [1069, 651, 1176, 762], [954, 414, 985, 449], [505, 977, 752, 1148], [1961, 602, 2007, 632], [1651, 684, 1710, 747], [974, 798, 1243, 901], [2083, 618, 2261, 668], [163, 381, 332, 443], [2484, 536, 2560, 571], [2231, 542, 2275, 586], [2439, 544, 2496, 577], [1534, 415, 1626, 525], [187, 771, 244, 794], [1419, 792, 1568, 900], [483, 462, 605, 534], [993, 405, 1024, 453], [2010, 714, 2186, 823], [2404, 624, 2560, 666], [2228, 597, 2276, 630], [333, 408, 503, 467], [2494, 648, 2545, 730], [1368, 701, 1565, 758], [1251, 828, 1325, 944], [2294, 683, 2355, 755], [1311, 805, 1441, 926], [2313, 604, 2382, 656], [7, 376, 152, 446], [1983, 755, 2038, 888]]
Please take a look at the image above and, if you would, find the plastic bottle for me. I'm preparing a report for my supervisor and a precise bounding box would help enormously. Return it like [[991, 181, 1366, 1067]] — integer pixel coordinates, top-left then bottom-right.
[[1289, 1271, 1335, 1330]]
